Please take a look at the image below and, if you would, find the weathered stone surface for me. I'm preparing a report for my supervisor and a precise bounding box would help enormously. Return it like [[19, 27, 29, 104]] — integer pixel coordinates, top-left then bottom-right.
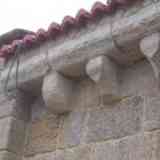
[[74, 79, 101, 110], [0, 117, 26, 154], [0, 91, 31, 122], [86, 56, 120, 104], [24, 130, 160, 160], [143, 96, 160, 131], [25, 122, 58, 156], [0, 151, 19, 160], [24, 150, 64, 160], [55, 150, 65, 160], [57, 109, 87, 148], [0, 90, 31, 160], [144, 130, 160, 160], [31, 96, 48, 122], [92, 141, 117, 160], [93, 130, 160, 160], [25, 107, 60, 156], [140, 32, 160, 81], [1, 2, 160, 160], [86, 56, 117, 83], [65, 145, 92, 160], [23, 152, 56, 160], [83, 96, 144, 143], [123, 0, 153, 17], [120, 60, 159, 97], [140, 33, 160, 59], [0, 58, 5, 71], [116, 134, 145, 160], [42, 71, 76, 114], [0, 98, 18, 119], [0, 97, 30, 122]]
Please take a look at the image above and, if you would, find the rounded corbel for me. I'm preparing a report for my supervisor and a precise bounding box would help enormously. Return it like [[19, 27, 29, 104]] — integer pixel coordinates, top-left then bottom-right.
[[86, 55, 120, 104], [140, 32, 160, 81], [42, 71, 76, 114]]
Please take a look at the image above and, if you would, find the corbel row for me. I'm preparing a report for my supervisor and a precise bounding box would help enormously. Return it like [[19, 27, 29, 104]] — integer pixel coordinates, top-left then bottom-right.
[[42, 55, 120, 114], [41, 31, 160, 114], [5, 32, 160, 115]]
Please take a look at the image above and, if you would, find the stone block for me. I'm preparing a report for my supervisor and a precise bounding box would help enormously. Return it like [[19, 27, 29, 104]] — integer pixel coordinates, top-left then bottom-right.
[[123, 0, 153, 17], [0, 99, 30, 122], [0, 92, 31, 122], [57, 109, 87, 148], [83, 96, 144, 143], [65, 145, 92, 160], [93, 130, 160, 160], [116, 134, 145, 160], [84, 79, 101, 109], [23, 150, 64, 160], [144, 130, 160, 160], [25, 113, 59, 156], [26, 134, 57, 156], [31, 97, 50, 122], [73, 79, 101, 110], [42, 71, 76, 114], [120, 60, 159, 97], [86, 56, 120, 104], [92, 141, 117, 160], [23, 152, 56, 160], [140, 32, 160, 84], [0, 151, 19, 160], [25, 131, 160, 160], [55, 150, 65, 160], [143, 96, 160, 131], [0, 117, 26, 154]]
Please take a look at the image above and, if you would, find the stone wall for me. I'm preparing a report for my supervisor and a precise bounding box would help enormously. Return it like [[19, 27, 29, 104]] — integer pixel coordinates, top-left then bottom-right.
[[21, 60, 160, 160], [0, 91, 32, 160], [0, 1, 159, 159]]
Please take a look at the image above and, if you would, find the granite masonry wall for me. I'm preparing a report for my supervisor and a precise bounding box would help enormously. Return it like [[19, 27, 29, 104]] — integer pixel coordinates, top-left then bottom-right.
[[0, 91, 31, 160], [13, 60, 160, 160], [0, 1, 159, 159]]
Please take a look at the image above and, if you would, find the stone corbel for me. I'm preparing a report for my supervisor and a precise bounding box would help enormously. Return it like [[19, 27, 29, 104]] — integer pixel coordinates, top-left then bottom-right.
[[140, 32, 160, 84], [86, 55, 120, 104], [42, 71, 76, 114]]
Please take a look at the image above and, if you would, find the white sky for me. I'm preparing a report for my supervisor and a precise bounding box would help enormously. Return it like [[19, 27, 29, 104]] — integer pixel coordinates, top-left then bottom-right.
[[0, 0, 106, 35]]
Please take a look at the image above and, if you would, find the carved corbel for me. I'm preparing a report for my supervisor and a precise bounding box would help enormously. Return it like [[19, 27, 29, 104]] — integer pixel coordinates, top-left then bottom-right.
[[140, 32, 160, 83], [86, 55, 120, 104], [42, 71, 76, 114]]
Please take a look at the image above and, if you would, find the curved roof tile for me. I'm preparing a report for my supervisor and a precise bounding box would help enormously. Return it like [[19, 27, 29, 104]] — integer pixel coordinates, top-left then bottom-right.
[[76, 9, 92, 26]]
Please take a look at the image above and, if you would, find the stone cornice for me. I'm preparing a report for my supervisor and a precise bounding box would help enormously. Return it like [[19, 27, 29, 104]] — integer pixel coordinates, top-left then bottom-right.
[[0, 1, 159, 98]]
